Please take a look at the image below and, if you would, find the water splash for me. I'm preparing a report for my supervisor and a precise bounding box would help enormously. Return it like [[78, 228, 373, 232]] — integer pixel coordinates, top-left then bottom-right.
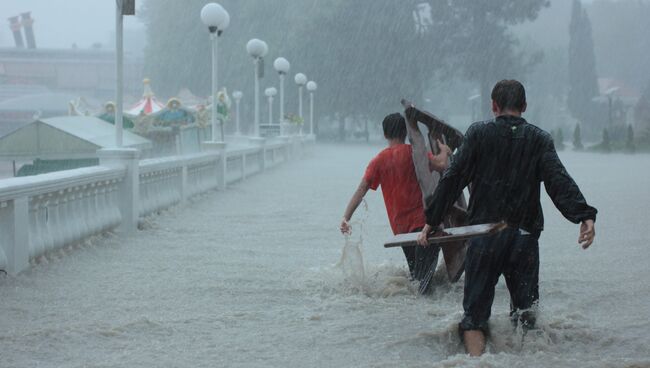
[[336, 199, 368, 291]]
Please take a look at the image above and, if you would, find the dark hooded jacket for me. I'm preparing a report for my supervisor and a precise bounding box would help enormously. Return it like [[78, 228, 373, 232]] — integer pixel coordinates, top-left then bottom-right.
[[425, 115, 597, 233]]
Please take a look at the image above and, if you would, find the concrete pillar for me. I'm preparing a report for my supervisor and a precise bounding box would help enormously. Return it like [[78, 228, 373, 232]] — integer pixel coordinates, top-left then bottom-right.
[[97, 148, 140, 234], [202, 141, 228, 190], [4, 197, 29, 275]]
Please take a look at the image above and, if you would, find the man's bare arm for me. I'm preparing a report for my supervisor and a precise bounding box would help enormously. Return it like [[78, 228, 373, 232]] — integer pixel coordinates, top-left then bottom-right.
[[340, 179, 370, 234]]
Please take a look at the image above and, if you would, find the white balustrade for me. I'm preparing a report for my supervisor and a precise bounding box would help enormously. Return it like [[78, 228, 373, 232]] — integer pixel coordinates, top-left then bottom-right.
[[0, 136, 310, 274]]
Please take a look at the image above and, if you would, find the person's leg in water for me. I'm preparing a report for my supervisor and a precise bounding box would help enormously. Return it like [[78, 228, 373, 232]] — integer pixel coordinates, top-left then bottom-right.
[[460, 229, 516, 355], [504, 231, 540, 330], [401, 246, 416, 278], [414, 244, 440, 294]]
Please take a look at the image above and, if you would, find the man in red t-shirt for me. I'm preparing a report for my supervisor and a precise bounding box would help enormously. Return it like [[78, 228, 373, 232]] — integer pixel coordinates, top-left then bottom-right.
[[340, 113, 451, 286]]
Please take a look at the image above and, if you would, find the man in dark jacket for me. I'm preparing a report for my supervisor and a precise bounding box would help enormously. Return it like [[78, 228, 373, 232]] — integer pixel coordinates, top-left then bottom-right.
[[417, 80, 597, 356]]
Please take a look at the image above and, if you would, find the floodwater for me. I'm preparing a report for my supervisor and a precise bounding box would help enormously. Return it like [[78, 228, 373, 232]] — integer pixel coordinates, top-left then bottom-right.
[[0, 144, 649, 368]]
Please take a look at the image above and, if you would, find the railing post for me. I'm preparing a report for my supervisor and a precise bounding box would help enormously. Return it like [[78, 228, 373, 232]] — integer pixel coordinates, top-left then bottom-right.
[[202, 141, 228, 190], [97, 148, 140, 234], [180, 164, 188, 205], [3, 197, 29, 275]]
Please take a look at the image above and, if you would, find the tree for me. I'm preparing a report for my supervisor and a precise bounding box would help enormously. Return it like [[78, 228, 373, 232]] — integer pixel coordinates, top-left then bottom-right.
[[625, 124, 635, 153], [568, 0, 599, 132], [555, 128, 564, 151], [601, 128, 611, 153], [437, 1, 549, 116], [141, 0, 551, 135], [573, 123, 583, 150], [292, 0, 432, 126], [635, 80, 650, 145]]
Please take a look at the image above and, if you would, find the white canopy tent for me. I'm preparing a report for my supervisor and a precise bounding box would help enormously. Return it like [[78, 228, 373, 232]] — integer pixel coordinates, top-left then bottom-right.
[[0, 116, 151, 160]]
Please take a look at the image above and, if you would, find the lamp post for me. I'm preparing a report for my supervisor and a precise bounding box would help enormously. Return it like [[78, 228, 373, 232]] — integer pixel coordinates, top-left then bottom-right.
[[113, 0, 135, 147], [273, 57, 290, 135], [604, 87, 620, 129], [232, 90, 242, 135], [306, 81, 317, 137], [468, 93, 481, 122], [264, 87, 277, 126], [294, 73, 307, 135], [200, 2, 230, 142], [246, 39, 268, 137]]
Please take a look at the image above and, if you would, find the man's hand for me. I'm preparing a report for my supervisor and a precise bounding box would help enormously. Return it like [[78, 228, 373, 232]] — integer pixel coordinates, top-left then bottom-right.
[[437, 139, 452, 156], [340, 218, 351, 235], [579, 219, 595, 249], [417, 224, 433, 247]]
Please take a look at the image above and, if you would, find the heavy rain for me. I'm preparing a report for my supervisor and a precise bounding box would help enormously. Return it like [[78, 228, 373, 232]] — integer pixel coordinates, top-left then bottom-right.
[[0, 0, 649, 367]]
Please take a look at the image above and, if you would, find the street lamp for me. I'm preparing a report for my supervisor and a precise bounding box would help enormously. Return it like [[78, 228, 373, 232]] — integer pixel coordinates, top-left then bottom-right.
[[605, 87, 620, 128], [264, 87, 277, 126], [246, 38, 268, 137], [232, 90, 243, 135], [200, 2, 230, 142], [273, 57, 290, 134], [306, 81, 317, 137], [294, 73, 307, 135], [468, 93, 481, 122]]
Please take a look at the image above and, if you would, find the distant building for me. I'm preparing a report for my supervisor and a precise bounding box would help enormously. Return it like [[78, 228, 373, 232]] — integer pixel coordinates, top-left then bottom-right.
[[0, 47, 143, 102]]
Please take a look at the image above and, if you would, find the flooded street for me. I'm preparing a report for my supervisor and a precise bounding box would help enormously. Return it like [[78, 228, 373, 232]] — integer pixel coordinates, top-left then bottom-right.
[[1, 143, 649, 368]]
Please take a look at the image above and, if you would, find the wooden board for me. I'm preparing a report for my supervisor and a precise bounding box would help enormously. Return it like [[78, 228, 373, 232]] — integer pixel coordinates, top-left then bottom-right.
[[401, 99, 468, 283], [384, 223, 507, 248], [401, 99, 464, 152]]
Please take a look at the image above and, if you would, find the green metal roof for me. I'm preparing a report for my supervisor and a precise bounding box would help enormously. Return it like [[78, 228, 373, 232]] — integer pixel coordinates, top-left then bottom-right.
[[0, 116, 151, 159]]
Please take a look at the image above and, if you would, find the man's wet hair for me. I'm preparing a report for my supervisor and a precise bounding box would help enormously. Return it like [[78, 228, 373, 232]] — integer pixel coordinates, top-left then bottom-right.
[[382, 113, 407, 140], [491, 80, 526, 112]]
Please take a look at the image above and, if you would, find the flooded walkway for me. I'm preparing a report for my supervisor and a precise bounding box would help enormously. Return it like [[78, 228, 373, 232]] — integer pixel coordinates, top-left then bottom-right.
[[1, 144, 649, 367]]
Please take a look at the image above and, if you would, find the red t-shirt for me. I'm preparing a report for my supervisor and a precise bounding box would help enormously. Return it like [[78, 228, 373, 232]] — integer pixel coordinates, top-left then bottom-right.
[[363, 144, 431, 235]]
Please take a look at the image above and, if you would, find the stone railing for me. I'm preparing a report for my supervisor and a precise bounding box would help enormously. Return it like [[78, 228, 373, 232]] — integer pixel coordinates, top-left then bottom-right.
[[0, 135, 313, 274]]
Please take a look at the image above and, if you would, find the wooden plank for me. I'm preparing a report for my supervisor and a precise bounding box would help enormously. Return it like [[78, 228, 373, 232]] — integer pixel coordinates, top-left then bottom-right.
[[384, 222, 507, 248], [401, 99, 464, 151], [399, 98, 469, 283]]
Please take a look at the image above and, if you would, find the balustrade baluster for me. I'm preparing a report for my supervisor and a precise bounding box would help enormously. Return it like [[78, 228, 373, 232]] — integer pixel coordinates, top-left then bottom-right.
[[28, 197, 42, 258]]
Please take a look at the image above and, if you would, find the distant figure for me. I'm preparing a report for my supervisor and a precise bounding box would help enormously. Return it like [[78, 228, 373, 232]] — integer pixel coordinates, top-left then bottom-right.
[[417, 80, 598, 356], [216, 88, 231, 125], [98, 101, 134, 129], [340, 113, 451, 292]]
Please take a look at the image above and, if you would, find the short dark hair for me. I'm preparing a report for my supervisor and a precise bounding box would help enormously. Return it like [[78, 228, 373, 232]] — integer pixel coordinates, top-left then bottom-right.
[[491, 80, 526, 112], [382, 113, 407, 140]]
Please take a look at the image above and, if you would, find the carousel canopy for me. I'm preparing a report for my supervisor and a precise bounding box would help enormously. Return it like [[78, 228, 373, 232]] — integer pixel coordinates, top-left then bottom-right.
[[0, 116, 151, 160], [125, 78, 165, 116]]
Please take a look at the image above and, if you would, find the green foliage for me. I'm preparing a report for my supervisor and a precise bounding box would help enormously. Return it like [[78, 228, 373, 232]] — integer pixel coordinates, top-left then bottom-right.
[[141, 0, 549, 128], [635, 81, 650, 145], [556, 127, 565, 151], [573, 123, 583, 150], [439, 0, 549, 115], [599, 128, 611, 153], [625, 124, 636, 153], [568, 0, 599, 129]]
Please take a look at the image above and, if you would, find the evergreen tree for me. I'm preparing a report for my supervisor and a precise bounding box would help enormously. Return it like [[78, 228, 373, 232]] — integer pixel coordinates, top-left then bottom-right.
[[556, 127, 565, 151], [626, 124, 636, 153], [573, 123, 584, 150], [635, 80, 650, 145], [601, 128, 611, 153], [568, 0, 599, 132]]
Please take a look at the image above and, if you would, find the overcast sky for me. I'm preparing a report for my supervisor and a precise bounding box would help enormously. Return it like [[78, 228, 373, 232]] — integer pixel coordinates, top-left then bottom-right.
[[0, 0, 631, 50], [0, 0, 144, 49]]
